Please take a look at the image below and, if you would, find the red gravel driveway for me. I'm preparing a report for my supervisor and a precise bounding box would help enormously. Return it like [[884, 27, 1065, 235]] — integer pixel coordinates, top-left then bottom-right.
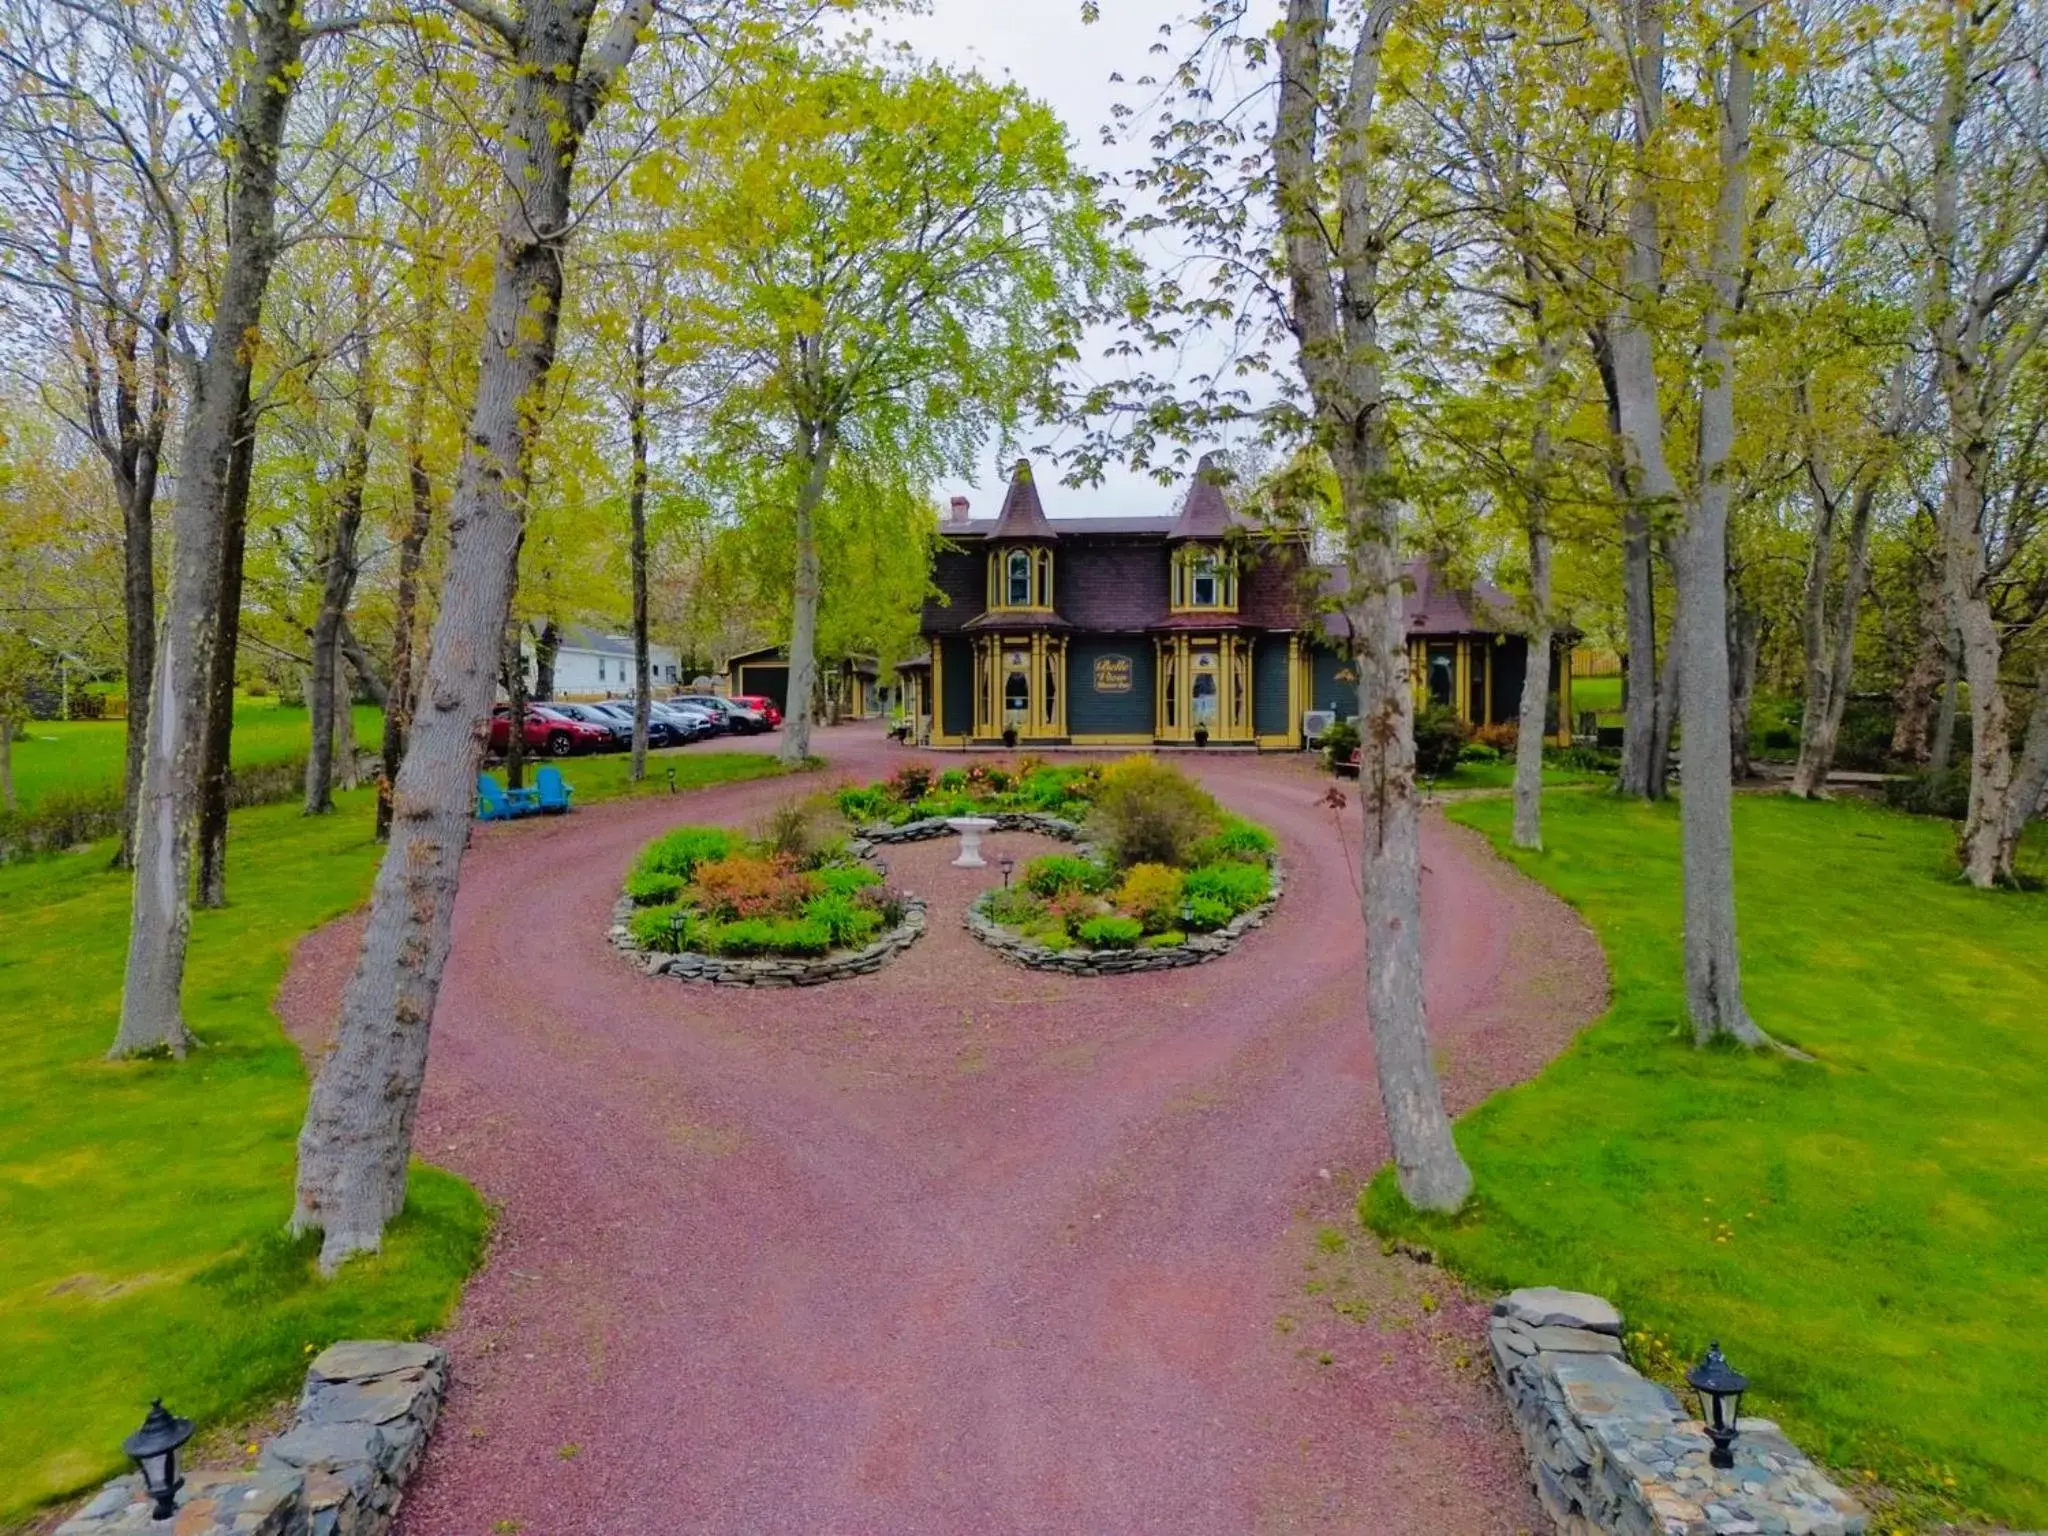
[[279, 727, 1604, 1534]]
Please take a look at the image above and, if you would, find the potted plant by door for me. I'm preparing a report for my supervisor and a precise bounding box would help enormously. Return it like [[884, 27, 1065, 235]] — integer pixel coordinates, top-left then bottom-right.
[[1193, 725, 1210, 747], [1002, 726, 1019, 748]]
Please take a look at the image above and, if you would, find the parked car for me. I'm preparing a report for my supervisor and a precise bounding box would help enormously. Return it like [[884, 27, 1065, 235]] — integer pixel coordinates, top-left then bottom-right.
[[650, 700, 722, 741], [490, 704, 611, 757], [675, 694, 770, 735], [541, 702, 632, 749], [728, 693, 784, 729], [587, 700, 684, 748]]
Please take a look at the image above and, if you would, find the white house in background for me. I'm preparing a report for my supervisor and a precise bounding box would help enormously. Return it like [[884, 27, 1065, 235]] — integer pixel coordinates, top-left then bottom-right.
[[528, 624, 681, 698]]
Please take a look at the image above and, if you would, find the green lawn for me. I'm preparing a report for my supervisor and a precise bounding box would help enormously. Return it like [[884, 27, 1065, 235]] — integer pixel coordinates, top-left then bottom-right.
[[1424, 757, 1613, 792], [5, 700, 384, 814], [0, 748, 788, 1528], [1572, 673, 1623, 716], [1366, 793, 2048, 1528]]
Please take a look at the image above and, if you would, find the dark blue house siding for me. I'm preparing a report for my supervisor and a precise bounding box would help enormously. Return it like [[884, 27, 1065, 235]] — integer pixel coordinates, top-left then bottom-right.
[[1309, 643, 1357, 715], [1488, 639, 1528, 726], [1253, 636, 1292, 736], [940, 637, 974, 738], [1067, 637, 1154, 736]]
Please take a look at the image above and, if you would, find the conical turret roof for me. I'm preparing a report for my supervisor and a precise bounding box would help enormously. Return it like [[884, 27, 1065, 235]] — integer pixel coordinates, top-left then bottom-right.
[[1170, 453, 1237, 539], [989, 459, 1058, 541]]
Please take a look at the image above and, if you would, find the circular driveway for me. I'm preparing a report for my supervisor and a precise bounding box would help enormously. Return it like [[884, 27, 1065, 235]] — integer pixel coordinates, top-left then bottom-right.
[[280, 726, 1604, 1534]]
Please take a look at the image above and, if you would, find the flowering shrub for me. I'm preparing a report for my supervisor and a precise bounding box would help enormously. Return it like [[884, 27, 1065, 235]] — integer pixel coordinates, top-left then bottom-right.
[[1114, 863, 1185, 934], [625, 822, 905, 960], [691, 852, 813, 922], [1086, 756, 1222, 868], [887, 763, 933, 801], [1472, 721, 1519, 753]]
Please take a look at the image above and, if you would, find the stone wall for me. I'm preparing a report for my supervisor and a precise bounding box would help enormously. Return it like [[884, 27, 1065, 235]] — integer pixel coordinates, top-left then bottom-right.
[[965, 863, 1283, 975], [1487, 1288, 1866, 1536], [609, 891, 927, 986], [59, 1341, 445, 1536]]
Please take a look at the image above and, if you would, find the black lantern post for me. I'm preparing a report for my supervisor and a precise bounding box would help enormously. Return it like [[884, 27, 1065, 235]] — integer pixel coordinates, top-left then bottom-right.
[[998, 855, 1015, 889], [124, 1399, 194, 1520], [1686, 1342, 1749, 1469]]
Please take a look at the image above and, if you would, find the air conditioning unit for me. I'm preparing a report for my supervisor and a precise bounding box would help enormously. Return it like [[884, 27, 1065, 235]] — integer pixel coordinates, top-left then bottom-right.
[[1302, 709, 1337, 747]]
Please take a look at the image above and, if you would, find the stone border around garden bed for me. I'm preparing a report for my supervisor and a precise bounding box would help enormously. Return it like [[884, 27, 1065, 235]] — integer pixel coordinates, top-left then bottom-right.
[[878, 810, 1284, 976], [608, 889, 927, 987], [1487, 1287, 1866, 1536], [57, 1340, 445, 1536]]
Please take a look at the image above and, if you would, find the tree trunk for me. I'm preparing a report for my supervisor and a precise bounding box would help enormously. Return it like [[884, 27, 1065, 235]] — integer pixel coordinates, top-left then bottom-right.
[[1276, 0, 1470, 1213], [1791, 361, 1897, 796], [629, 310, 652, 781], [1511, 332, 1563, 851], [502, 624, 527, 790], [305, 361, 375, 815], [1672, 4, 1768, 1047], [378, 394, 436, 841], [1648, 556, 1679, 795], [113, 0, 305, 1056], [117, 447, 161, 870], [1728, 579, 1759, 782], [1997, 659, 2048, 872], [292, 0, 653, 1269], [1930, 647, 1960, 771], [532, 621, 559, 701], [1927, 9, 2022, 888], [0, 715, 15, 813], [1891, 571, 1947, 763], [1617, 501, 1662, 797], [196, 376, 257, 911], [378, 131, 442, 842], [779, 419, 837, 766]]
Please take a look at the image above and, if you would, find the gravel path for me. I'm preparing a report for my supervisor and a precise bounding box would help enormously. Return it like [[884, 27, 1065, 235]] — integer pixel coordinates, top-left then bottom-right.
[[278, 727, 1605, 1535]]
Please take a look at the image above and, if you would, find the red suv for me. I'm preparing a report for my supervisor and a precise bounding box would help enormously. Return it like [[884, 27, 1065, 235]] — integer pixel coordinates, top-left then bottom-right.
[[729, 694, 784, 728], [490, 704, 611, 757]]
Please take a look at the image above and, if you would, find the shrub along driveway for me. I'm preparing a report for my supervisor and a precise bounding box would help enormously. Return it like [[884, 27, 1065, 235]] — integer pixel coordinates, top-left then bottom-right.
[[280, 728, 1606, 1534]]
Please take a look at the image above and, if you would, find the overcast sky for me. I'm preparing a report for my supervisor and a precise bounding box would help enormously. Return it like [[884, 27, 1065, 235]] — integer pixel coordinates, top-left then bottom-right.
[[873, 1, 1265, 521]]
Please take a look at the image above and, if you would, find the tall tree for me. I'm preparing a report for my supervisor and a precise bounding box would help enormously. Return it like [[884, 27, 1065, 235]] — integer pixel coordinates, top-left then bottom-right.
[[669, 57, 1113, 765], [292, 0, 669, 1269], [1272, 0, 1471, 1208], [1910, 0, 2048, 884], [1598, 0, 1776, 1047], [111, 0, 339, 1055], [304, 325, 376, 814]]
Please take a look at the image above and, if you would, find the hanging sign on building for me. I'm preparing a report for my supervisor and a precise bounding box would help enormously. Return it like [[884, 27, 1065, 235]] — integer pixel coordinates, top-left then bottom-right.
[[1093, 655, 1133, 693]]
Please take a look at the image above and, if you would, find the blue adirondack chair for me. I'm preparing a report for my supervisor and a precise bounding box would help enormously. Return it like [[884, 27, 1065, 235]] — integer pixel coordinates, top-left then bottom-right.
[[534, 765, 575, 814], [477, 772, 539, 820]]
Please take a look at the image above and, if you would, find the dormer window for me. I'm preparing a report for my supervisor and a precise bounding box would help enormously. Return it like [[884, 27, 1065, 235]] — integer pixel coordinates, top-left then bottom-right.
[[1170, 545, 1237, 611], [988, 544, 1054, 610]]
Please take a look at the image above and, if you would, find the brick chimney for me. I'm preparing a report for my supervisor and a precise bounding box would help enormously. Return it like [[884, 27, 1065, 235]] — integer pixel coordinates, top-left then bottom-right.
[[947, 495, 971, 525]]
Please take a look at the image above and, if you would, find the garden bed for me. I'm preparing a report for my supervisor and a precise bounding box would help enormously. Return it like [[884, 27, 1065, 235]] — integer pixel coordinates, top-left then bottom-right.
[[610, 816, 923, 986], [834, 756, 1283, 975]]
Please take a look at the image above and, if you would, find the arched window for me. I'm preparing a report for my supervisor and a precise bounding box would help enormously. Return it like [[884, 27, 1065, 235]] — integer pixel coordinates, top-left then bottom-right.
[[1007, 549, 1032, 606]]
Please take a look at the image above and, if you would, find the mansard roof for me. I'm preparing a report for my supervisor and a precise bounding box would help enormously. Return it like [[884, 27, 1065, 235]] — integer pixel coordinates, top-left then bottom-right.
[[987, 459, 1059, 541]]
